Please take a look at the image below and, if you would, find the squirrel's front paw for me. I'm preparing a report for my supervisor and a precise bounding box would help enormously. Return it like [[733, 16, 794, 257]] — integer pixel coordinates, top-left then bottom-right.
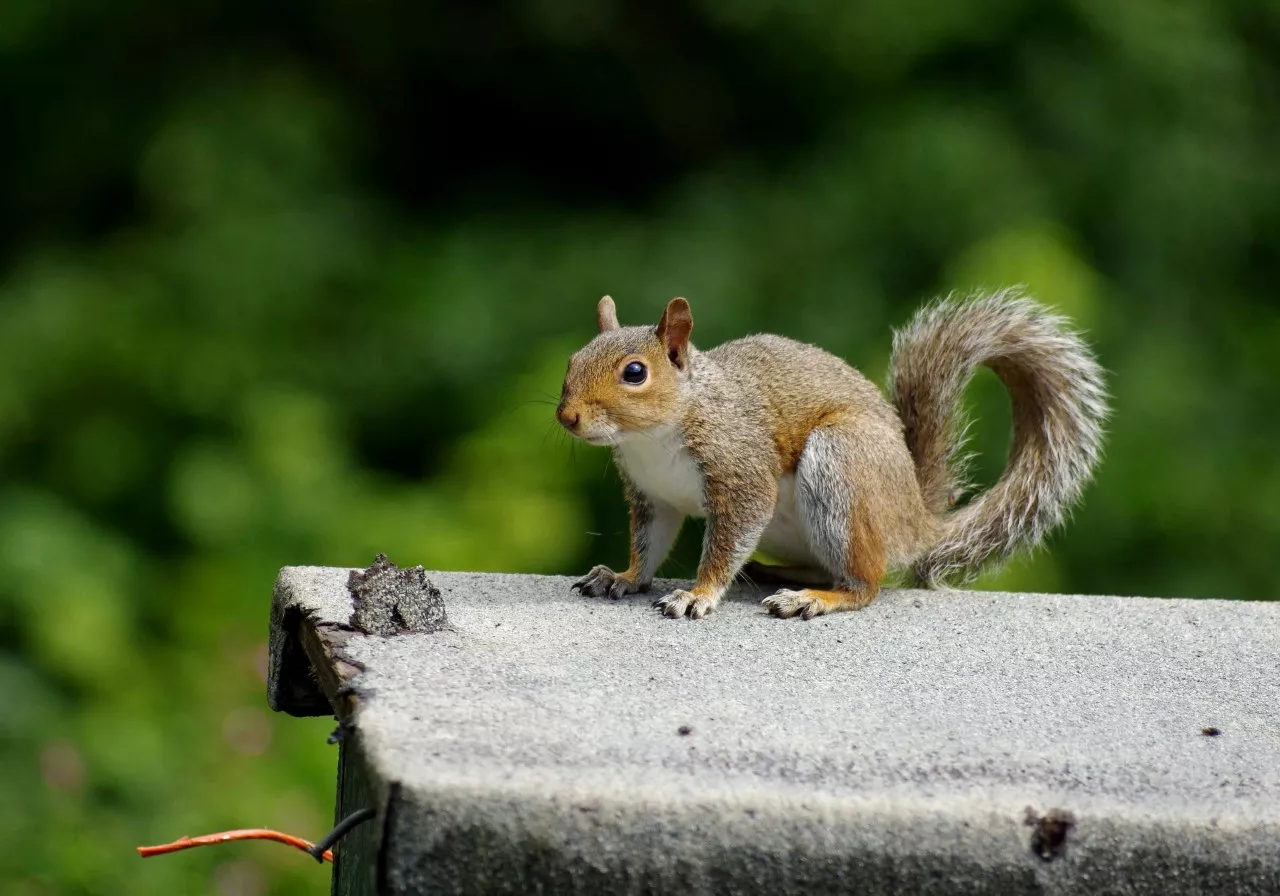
[[652, 589, 718, 620], [572, 565, 647, 600]]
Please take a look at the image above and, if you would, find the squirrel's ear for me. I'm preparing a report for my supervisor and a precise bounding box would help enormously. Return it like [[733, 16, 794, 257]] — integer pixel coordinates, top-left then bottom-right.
[[656, 297, 694, 370], [597, 295, 620, 332]]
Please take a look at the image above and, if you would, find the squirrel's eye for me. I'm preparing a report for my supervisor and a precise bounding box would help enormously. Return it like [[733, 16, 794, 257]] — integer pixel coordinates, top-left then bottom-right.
[[621, 361, 647, 385]]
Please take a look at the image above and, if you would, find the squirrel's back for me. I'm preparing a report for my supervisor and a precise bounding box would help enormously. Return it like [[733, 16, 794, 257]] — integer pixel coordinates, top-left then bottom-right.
[[701, 334, 900, 469]]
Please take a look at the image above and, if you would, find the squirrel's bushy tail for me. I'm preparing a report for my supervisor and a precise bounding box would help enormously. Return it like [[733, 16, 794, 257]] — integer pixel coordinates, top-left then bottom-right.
[[887, 288, 1108, 587]]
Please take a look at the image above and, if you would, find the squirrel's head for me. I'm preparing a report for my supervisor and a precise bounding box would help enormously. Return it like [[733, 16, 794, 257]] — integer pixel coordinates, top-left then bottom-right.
[[556, 296, 695, 444]]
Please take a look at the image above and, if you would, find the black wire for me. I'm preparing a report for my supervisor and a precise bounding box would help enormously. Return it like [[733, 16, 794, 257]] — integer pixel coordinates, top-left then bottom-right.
[[307, 806, 377, 862]]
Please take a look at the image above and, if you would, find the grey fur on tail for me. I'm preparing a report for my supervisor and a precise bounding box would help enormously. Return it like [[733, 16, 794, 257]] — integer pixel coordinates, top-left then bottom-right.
[[888, 288, 1109, 586]]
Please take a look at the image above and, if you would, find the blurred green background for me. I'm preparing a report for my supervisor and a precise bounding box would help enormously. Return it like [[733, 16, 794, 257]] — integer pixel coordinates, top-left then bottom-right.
[[2, 0, 1277, 892]]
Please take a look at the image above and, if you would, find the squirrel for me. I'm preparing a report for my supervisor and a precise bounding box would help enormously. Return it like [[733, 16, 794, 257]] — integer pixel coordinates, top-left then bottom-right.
[[557, 289, 1107, 620]]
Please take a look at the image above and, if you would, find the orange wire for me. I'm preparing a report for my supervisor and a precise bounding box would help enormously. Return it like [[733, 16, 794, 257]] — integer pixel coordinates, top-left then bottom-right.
[[137, 828, 334, 863]]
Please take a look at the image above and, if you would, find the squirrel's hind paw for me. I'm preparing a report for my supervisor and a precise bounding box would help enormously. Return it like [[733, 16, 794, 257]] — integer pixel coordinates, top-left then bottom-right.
[[762, 587, 876, 620]]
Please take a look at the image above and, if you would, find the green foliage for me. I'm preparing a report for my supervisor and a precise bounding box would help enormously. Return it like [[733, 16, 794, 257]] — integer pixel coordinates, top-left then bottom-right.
[[2, 1, 1277, 892]]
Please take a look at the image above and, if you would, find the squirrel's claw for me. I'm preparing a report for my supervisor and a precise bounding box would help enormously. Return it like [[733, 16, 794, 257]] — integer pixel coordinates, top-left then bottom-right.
[[572, 565, 613, 596], [653, 588, 716, 620], [762, 589, 820, 619], [763, 586, 876, 619], [652, 591, 689, 617], [573, 565, 644, 600]]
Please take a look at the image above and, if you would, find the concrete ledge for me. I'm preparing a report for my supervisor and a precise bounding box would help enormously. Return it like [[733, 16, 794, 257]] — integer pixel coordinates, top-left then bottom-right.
[[269, 567, 1280, 894]]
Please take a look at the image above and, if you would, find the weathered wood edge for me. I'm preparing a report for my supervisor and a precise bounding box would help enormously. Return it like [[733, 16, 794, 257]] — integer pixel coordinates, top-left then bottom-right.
[[298, 617, 365, 722]]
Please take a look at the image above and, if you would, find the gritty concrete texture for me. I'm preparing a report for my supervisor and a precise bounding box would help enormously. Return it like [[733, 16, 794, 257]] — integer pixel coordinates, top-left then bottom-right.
[[270, 566, 1280, 894]]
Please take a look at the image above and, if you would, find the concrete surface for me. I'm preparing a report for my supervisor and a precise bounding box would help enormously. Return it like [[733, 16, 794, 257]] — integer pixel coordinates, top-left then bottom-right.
[[270, 566, 1280, 894]]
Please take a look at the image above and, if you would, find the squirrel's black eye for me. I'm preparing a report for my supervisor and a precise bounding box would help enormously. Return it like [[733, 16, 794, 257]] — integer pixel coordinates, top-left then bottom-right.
[[622, 361, 647, 385]]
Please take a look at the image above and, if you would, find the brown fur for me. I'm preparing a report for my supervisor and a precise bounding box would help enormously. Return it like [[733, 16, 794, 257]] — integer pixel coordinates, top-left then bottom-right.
[[565, 291, 1108, 619]]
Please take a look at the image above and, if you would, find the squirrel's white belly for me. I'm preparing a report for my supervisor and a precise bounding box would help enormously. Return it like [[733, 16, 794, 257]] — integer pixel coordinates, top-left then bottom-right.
[[616, 429, 819, 567], [758, 474, 819, 566], [613, 425, 706, 517]]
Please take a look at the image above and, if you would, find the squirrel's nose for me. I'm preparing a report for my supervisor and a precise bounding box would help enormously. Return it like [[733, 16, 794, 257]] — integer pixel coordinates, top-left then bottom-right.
[[557, 406, 581, 431]]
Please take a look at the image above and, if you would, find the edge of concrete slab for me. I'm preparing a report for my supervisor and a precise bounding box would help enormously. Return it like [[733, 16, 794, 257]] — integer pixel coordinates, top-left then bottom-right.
[[375, 771, 1278, 895]]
